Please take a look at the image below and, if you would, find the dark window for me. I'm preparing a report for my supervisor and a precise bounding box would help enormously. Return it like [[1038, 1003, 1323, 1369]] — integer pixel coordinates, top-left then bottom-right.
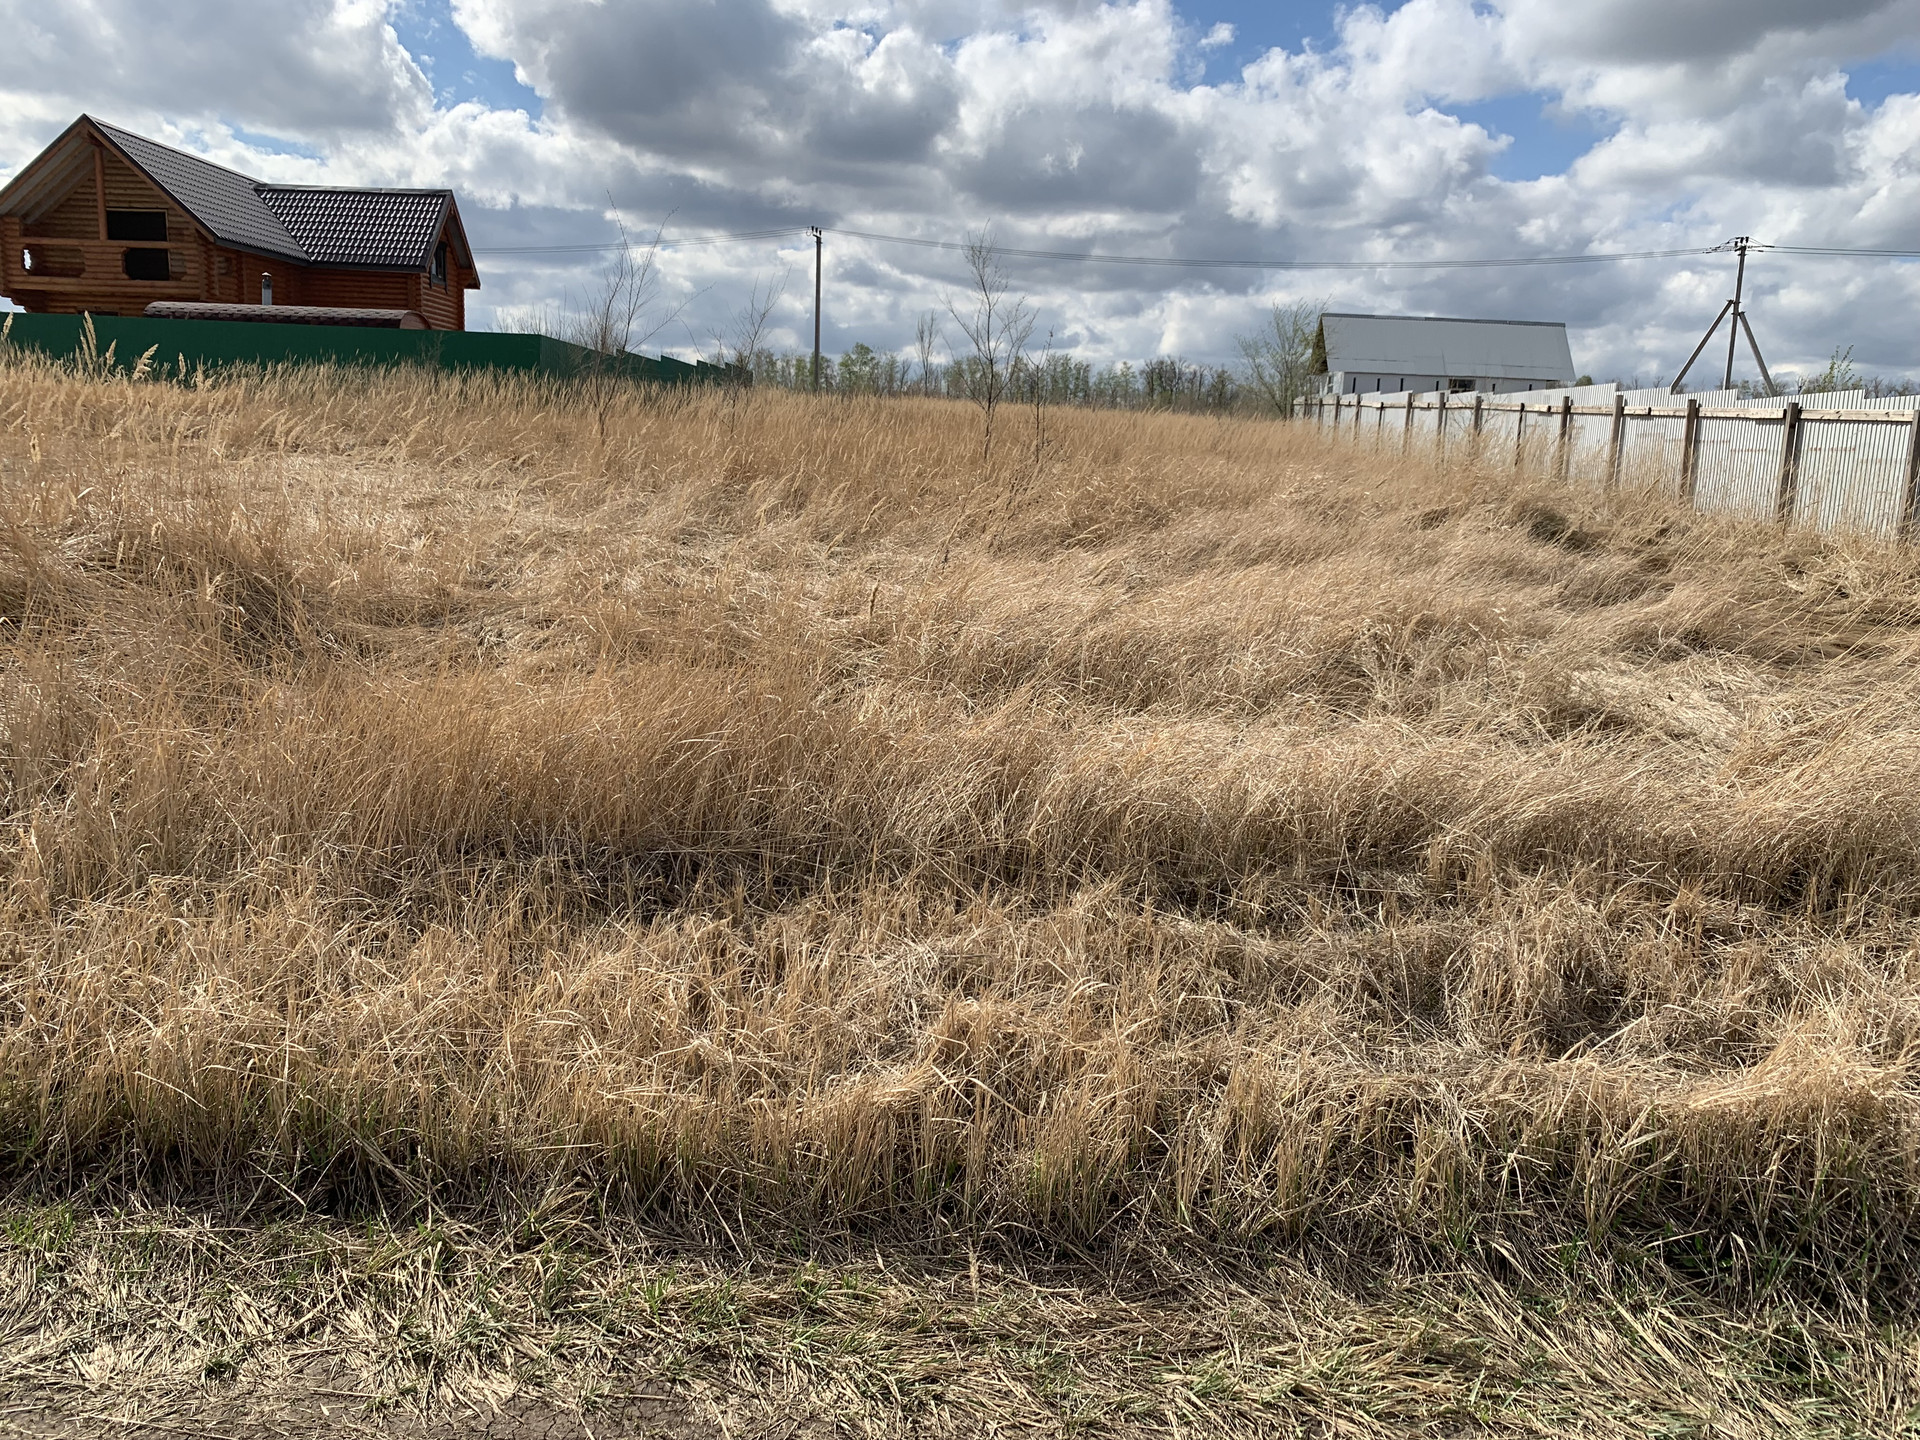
[[1448, 377, 1476, 393], [431, 242, 449, 287], [106, 210, 167, 242], [122, 248, 171, 281]]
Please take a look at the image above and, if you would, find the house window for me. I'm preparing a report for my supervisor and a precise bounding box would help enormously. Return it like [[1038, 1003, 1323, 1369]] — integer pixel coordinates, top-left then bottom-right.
[[106, 210, 167, 241], [122, 248, 170, 281], [1448, 378, 1475, 393], [431, 242, 448, 287], [261, 273, 273, 305]]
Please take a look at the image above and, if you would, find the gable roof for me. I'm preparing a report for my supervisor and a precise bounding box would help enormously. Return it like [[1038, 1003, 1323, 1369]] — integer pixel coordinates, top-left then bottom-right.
[[0, 116, 477, 283], [255, 186, 455, 270], [94, 120, 306, 260], [1319, 312, 1574, 382]]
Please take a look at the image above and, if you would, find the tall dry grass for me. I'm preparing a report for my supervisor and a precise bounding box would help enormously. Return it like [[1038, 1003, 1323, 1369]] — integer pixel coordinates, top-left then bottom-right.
[[1, 354, 1919, 1304]]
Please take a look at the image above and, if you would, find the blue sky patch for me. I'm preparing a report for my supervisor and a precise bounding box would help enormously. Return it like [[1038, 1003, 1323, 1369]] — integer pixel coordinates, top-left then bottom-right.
[[389, 0, 542, 115], [1447, 93, 1608, 182], [1843, 56, 1920, 110]]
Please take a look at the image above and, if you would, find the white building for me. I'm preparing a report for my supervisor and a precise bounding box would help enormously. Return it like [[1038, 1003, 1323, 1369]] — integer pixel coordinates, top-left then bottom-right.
[[1315, 312, 1576, 396]]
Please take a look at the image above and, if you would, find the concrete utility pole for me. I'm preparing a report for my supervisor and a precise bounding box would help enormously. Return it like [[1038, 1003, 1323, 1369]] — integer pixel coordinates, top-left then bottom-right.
[[810, 226, 823, 392], [1723, 236, 1750, 392], [1670, 236, 1776, 396]]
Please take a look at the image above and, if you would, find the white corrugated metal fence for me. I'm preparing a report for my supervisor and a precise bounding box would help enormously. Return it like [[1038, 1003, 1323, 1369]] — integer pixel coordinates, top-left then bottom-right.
[[1296, 383, 1920, 540]]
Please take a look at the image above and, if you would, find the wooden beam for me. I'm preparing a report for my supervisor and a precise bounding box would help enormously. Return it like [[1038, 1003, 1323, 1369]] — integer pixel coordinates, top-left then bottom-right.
[[1557, 395, 1572, 482], [1900, 411, 1920, 540], [1774, 400, 1803, 523], [92, 143, 107, 241], [1679, 397, 1701, 502], [1606, 393, 1626, 489]]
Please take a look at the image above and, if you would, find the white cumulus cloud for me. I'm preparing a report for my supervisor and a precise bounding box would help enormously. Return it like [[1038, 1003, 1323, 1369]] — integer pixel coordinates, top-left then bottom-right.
[[0, 0, 1916, 382]]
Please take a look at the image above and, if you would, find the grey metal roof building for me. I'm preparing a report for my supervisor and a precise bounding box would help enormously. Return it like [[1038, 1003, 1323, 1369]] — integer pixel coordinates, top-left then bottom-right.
[[1315, 312, 1576, 396]]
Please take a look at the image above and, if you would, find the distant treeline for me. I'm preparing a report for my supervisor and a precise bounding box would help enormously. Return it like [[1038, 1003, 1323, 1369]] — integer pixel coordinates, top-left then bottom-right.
[[745, 344, 1246, 413]]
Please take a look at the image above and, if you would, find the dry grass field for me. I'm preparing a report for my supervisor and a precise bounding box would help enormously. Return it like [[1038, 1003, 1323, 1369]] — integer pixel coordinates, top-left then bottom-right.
[[1, 351, 1919, 1436]]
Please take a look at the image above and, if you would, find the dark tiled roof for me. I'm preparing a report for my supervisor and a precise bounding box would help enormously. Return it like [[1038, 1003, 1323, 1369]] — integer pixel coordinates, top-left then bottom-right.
[[95, 120, 306, 261], [88, 118, 463, 275], [257, 187, 451, 270]]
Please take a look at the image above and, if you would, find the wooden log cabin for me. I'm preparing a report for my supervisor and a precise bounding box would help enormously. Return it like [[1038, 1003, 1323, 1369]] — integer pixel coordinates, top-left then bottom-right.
[[0, 116, 479, 328]]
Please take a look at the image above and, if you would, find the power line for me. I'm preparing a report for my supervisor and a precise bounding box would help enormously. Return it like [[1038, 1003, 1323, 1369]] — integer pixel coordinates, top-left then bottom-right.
[[472, 225, 1920, 269], [472, 226, 804, 255], [1770, 245, 1920, 259], [823, 227, 1719, 270]]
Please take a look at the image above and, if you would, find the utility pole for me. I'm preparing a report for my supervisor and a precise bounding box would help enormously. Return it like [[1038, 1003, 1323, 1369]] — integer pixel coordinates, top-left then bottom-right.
[[810, 226, 823, 393], [1670, 236, 1776, 396], [1723, 236, 1750, 391]]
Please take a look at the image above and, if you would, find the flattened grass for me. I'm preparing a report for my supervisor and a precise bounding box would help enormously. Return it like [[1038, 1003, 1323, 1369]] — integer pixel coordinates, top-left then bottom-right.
[[2, 357, 1919, 1431]]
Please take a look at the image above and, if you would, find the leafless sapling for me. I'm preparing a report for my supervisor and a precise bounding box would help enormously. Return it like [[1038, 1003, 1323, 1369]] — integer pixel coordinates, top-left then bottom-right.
[[913, 310, 943, 397], [946, 229, 1035, 460], [568, 204, 689, 437]]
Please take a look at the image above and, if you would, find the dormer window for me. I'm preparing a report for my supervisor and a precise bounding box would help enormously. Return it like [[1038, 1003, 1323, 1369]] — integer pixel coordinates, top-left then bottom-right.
[[430, 242, 449, 288]]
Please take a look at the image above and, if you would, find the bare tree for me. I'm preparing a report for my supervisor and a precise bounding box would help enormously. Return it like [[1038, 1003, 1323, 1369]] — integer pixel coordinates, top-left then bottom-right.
[[912, 310, 943, 396], [1236, 298, 1324, 418], [711, 266, 788, 386], [567, 204, 693, 436], [946, 229, 1035, 459]]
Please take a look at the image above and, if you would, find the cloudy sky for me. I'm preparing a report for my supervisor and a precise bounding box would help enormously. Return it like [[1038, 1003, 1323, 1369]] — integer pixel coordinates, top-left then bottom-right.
[[5, 0, 1919, 382]]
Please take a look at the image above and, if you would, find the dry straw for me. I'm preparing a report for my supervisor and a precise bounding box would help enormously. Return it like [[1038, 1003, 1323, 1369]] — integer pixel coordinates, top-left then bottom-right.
[[1, 352, 1918, 1296]]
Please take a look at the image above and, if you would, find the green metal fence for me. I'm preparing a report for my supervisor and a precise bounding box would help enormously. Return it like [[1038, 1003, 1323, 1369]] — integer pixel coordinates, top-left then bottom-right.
[[0, 311, 742, 386]]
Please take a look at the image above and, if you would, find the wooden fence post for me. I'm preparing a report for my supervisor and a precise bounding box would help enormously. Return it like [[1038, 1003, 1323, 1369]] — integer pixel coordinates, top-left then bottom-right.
[[1437, 390, 1448, 463], [1606, 393, 1626, 490], [1774, 400, 1803, 523], [1513, 403, 1526, 468], [1679, 397, 1701, 502], [1557, 395, 1572, 482], [1901, 411, 1920, 539], [1403, 391, 1414, 452]]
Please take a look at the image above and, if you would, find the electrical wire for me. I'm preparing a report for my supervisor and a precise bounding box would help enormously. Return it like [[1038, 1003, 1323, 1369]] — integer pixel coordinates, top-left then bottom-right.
[[473, 226, 1920, 268], [472, 226, 805, 255], [1769, 245, 1920, 259], [823, 227, 1719, 270]]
